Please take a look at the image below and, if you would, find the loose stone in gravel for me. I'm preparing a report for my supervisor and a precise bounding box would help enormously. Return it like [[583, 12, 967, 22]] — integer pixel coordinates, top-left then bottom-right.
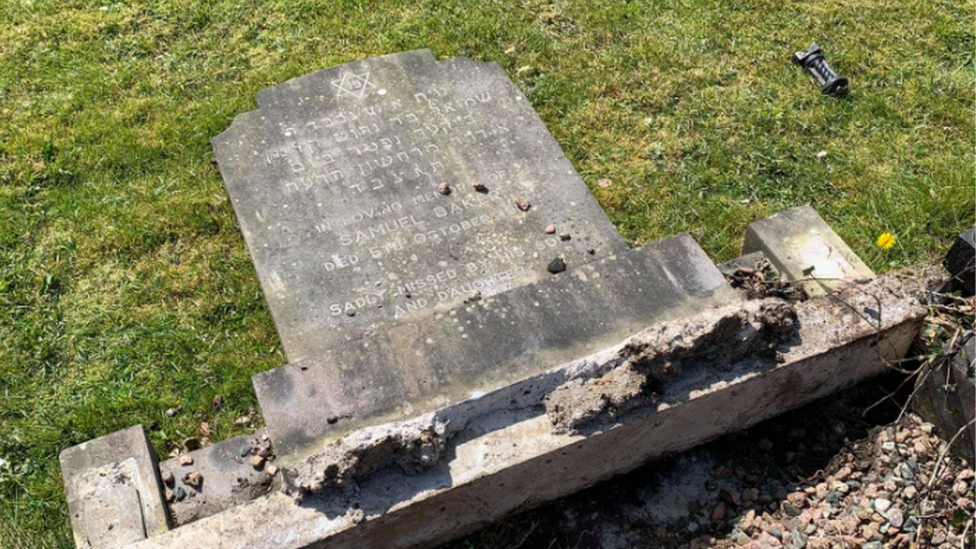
[[885, 507, 904, 529], [873, 498, 891, 513], [711, 502, 726, 522]]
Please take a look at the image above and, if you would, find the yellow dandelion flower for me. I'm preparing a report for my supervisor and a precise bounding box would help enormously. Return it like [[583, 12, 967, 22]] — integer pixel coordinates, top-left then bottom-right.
[[876, 232, 896, 250]]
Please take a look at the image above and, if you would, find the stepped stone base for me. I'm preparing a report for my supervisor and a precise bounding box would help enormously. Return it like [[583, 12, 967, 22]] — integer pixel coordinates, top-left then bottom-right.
[[124, 275, 924, 549]]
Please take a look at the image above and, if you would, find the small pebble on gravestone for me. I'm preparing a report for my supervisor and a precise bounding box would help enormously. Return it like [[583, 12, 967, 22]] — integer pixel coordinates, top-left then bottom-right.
[[515, 196, 531, 212], [437, 182, 451, 195], [559, 232, 571, 241], [161, 470, 174, 485], [174, 486, 186, 501], [266, 464, 278, 476], [472, 181, 487, 192], [250, 455, 265, 469], [184, 472, 203, 489], [179, 455, 193, 466], [547, 257, 566, 274], [544, 224, 556, 234]]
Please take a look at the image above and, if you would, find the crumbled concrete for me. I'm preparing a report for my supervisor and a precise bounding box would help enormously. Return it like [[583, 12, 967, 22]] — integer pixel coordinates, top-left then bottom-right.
[[546, 300, 798, 432], [545, 364, 651, 431], [284, 414, 450, 497]]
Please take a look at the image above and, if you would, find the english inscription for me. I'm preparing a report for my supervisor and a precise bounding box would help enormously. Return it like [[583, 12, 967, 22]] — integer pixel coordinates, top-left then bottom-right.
[[214, 50, 624, 361]]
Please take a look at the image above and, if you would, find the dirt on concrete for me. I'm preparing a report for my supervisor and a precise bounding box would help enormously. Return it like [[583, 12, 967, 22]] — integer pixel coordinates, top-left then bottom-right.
[[545, 300, 798, 433]]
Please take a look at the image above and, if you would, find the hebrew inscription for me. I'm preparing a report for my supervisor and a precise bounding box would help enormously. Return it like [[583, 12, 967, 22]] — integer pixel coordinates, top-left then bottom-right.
[[214, 50, 625, 362]]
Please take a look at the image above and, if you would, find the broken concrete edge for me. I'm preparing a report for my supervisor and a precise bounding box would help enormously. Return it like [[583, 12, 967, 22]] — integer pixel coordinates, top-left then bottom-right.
[[743, 205, 873, 297], [60, 426, 170, 548], [122, 275, 926, 549], [283, 299, 797, 496], [544, 300, 798, 433]]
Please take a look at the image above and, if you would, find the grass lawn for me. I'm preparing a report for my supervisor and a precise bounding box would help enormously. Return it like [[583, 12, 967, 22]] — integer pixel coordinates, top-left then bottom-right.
[[0, 0, 972, 545]]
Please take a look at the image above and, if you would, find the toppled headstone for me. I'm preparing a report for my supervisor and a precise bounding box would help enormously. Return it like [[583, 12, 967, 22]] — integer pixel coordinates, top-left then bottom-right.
[[213, 50, 625, 363]]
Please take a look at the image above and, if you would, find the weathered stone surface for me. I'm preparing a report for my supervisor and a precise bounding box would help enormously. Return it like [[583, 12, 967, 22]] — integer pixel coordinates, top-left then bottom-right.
[[253, 233, 739, 460], [60, 426, 169, 548], [158, 430, 276, 527], [743, 205, 873, 296], [213, 50, 625, 363], [124, 275, 925, 549]]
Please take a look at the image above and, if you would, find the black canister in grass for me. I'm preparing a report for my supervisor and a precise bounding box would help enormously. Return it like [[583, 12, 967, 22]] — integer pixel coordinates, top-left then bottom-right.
[[793, 43, 848, 97]]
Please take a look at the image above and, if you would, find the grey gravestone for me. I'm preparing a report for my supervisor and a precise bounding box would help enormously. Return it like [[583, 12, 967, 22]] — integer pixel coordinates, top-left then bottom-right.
[[213, 50, 625, 363], [215, 51, 740, 459]]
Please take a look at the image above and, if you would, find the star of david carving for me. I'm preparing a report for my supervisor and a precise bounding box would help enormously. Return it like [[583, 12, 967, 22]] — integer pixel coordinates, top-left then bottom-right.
[[331, 71, 375, 100]]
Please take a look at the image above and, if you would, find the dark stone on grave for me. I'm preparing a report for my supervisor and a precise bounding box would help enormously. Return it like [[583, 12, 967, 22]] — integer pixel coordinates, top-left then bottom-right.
[[547, 257, 566, 274], [213, 50, 626, 363], [943, 227, 974, 296]]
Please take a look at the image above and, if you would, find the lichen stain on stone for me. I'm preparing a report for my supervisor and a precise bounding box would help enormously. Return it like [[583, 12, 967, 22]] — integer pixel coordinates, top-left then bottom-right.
[[544, 300, 799, 433]]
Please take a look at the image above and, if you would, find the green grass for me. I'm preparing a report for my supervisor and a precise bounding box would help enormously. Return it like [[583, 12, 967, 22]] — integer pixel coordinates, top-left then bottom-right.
[[0, 0, 972, 545]]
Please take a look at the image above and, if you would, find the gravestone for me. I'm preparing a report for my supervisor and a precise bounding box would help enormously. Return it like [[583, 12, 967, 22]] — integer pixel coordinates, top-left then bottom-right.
[[214, 50, 738, 459], [213, 50, 625, 364]]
